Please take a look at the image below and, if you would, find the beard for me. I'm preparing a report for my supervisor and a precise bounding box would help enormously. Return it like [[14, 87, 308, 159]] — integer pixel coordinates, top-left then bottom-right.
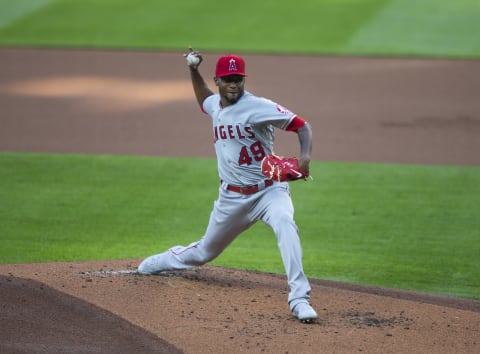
[[223, 91, 243, 105]]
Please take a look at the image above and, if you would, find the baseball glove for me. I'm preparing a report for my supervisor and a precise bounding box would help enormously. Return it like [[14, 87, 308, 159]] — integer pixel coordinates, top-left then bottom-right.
[[261, 154, 309, 182]]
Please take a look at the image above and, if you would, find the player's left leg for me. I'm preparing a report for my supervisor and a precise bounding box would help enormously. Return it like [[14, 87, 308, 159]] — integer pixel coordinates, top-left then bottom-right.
[[255, 183, 316, 320]]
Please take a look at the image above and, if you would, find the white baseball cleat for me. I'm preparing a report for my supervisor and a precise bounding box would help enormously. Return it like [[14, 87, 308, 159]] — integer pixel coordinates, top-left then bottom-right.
[[292, 302, 318, 323], [137, 254, 167, 275]]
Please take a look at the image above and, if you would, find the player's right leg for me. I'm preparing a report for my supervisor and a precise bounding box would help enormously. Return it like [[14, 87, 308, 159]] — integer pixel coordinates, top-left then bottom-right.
[[137, 189, 251, 274]]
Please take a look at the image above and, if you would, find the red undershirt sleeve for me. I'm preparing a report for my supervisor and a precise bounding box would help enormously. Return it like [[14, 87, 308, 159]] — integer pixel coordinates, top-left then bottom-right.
[[286, 116, 306, 131]]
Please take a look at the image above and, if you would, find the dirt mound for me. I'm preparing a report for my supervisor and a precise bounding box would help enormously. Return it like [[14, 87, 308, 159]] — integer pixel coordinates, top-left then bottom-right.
[[1, 261, 479, 353], [0, 274, 181, 354]]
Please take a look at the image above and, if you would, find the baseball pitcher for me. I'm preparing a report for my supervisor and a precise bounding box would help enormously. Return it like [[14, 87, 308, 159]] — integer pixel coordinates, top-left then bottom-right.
[[138, 48, 317, 323]]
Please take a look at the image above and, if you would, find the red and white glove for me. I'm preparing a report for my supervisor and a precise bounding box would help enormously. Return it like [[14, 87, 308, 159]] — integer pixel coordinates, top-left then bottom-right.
[[261, 154, 309, 182]]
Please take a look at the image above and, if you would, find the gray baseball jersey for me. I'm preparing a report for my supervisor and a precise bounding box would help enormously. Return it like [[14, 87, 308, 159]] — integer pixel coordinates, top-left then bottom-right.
[[203, 91, 296, 186]]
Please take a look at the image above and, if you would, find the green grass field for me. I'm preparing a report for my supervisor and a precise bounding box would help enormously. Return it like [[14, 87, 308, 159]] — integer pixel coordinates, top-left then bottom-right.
[[1, 153, 479, 299], [1, 0, 480, 58], [0, 0, 479, 299]]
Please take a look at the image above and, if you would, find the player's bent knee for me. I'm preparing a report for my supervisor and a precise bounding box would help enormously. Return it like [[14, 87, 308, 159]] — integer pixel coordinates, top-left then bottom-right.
[[269, 215, 298, 233]]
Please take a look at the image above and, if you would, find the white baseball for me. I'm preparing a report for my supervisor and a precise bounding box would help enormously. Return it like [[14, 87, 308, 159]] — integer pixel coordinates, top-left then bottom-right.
[[186, 53, 200, 65]]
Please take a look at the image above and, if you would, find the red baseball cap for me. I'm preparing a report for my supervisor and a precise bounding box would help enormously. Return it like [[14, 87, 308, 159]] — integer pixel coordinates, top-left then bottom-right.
[[215, 54, 247, 77]]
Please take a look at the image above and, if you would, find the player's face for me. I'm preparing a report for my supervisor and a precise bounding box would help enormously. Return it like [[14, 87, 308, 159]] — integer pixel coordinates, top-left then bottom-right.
[[215, 75, 245, 106]]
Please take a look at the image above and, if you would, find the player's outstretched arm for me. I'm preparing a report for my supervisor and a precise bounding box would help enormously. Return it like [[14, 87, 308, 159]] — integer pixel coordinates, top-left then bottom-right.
[[190, 66, 214, 106], [184, 47, 214, 107]]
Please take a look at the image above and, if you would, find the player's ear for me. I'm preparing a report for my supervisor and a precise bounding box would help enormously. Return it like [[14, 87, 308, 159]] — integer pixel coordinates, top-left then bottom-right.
[[214, 77, 220, 86]]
